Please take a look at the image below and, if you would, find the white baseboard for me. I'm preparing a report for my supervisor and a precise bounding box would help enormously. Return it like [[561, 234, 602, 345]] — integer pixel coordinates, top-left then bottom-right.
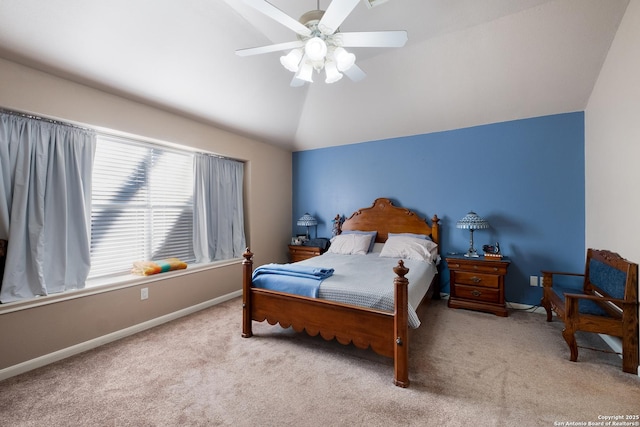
[[507, 301, 548, 314], [0, 290, 242, 382]]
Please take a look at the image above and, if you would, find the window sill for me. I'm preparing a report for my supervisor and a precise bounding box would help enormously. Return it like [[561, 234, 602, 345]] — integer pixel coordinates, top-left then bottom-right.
[[0, 258, 243, 315]]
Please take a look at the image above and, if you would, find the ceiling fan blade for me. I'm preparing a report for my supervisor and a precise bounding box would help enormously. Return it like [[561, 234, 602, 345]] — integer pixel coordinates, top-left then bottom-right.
[[236, 40, 304, 57], [242, 0, 312, 37], [343, 64, 367, 82], [318, 0, 360, 35], [290, 76, 306, 87], [337, 31, 408, 48]]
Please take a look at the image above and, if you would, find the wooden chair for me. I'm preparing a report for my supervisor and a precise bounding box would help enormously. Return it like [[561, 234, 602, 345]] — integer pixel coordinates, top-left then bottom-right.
[[540, 248, 639, 374]]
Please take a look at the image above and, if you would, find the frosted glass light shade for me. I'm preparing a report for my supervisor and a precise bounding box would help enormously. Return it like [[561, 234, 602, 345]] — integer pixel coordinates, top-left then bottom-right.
[[280, 49, 303, 72], [305, 37, 328, 61], [334, 47, 356, 72], [324, 61, 343, 83]]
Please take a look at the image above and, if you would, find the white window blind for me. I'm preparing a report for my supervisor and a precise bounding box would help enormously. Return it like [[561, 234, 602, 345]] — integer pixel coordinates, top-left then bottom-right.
[[90, 135, 195, 278]]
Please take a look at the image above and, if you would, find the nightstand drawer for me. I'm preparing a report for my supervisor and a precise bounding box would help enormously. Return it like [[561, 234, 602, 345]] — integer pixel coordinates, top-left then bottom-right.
[[446, 255, 510, 317], [288, 245, 323, 262], [447, 261, 508, 275], [454, 272, 499, 288], [454, 284, 500, 304]]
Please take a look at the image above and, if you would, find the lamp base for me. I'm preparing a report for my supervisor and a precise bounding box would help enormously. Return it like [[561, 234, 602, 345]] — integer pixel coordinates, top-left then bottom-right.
[[464, 249, 480, 258], [464, 229, 479, 257]]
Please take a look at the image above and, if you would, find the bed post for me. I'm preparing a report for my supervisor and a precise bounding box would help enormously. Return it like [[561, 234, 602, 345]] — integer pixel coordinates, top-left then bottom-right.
[[430, 215, 442, 300], [242, 248, 254, 338], [431, 214, 440, 248], [393, 260, 410, 388]]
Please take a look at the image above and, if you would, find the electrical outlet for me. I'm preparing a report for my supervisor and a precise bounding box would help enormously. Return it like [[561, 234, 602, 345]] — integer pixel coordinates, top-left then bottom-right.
[[529, 276, 539, 287], [539, 276, 545, 287], [140, 287, 149, 300]]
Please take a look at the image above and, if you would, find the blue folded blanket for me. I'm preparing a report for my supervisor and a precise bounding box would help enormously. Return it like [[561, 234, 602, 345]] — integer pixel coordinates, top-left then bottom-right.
[[252, 263, 334, 298]]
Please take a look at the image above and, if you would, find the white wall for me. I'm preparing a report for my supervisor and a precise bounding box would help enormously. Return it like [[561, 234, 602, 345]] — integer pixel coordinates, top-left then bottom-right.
[[585, 0, 639, 375], [585, 0, 639, 263]]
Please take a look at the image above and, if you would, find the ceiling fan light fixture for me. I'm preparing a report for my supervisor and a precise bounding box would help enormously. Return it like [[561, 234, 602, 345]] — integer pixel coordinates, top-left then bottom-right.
[[324, 61, 343, 83], [295, 61, 314, 83], [236, 0, 407, 85], [305, 37, 328, 62], [280, 48, 303, 72], [334, 47, 356, 72]]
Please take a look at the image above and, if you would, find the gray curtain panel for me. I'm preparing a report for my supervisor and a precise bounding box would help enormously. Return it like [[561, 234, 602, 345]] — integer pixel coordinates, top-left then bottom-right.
[[193, 154, 245, 263], [0, 113, 96, 303]]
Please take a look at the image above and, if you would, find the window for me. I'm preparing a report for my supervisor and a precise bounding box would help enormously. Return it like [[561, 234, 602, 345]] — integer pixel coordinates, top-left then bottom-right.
[[90, 135, 195, 278]]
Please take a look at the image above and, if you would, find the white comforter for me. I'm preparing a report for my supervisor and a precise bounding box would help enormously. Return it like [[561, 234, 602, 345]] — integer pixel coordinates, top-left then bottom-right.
[[295, 251, 436, 328]]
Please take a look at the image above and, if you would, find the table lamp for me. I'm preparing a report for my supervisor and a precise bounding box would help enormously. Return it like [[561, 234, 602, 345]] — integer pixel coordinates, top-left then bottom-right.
[[456, 211, 489, 257], [297, 213, 317, 240]]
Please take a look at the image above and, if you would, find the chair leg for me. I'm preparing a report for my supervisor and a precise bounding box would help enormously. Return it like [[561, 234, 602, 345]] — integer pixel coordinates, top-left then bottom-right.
[[541, 298, 552, 322], [540, 292, 552, 322], [562, 327, 578, 362], [621, 328, 639, 374]]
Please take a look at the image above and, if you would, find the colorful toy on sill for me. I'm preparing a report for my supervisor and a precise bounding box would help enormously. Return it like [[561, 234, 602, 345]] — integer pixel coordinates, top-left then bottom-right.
[[131, 258, 187, 276], [483, 242, 503, 259]]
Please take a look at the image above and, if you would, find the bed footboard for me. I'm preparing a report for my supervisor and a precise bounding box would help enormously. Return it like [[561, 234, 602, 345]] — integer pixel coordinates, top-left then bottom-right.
[[241, 248, 412, 387]]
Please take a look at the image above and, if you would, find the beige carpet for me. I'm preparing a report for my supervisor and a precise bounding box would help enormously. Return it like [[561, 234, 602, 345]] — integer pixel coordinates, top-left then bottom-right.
[[1, 298, 638, 426]]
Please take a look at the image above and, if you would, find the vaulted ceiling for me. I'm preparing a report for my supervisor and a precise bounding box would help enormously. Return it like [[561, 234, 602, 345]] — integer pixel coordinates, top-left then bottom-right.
[[0, 0, 630, 151]]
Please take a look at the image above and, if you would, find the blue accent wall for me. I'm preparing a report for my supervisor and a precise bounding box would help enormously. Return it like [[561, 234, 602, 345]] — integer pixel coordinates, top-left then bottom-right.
[[292, 113, 585, 306]]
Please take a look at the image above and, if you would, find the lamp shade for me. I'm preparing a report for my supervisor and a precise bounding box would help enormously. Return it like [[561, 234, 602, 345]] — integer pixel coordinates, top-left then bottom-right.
[[297, 213, 317, 227], [456, 211, 489, 230]]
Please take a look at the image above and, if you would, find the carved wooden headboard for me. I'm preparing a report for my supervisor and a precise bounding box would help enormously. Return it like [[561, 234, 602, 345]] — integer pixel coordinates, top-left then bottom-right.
[[340, 198, 440, 249]]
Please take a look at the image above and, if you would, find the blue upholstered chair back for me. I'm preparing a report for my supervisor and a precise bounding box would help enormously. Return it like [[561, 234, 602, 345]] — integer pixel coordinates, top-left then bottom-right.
[[589, 258, 627, 300]]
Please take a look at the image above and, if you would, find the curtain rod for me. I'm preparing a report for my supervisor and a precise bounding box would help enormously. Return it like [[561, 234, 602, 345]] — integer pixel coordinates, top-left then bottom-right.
[[0, 107, 92, 132], [0, 107, 243, 163], [195, 151, 240, 161]]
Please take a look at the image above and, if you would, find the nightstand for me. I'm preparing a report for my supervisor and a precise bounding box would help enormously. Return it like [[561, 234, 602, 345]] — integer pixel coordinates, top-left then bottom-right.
[[446, 255, 510, 317], [288, 245, 325, 262]]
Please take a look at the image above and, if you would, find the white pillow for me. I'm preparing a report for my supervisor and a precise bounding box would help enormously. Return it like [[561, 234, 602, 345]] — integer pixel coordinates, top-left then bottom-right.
[[379, 235, 439, 263], [328, 233, 373, 255], [388, 232, 432, 241]]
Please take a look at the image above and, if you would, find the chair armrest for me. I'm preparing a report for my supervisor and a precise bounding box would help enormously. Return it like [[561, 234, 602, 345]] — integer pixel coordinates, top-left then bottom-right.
[[563, 292, 630, 306], [541, 271, 583, 277], [540, 271, 584, 288]]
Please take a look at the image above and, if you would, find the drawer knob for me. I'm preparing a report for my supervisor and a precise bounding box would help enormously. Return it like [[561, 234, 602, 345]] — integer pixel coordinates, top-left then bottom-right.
[[471, 290, 482, 297], [471, 276, 481, 283]]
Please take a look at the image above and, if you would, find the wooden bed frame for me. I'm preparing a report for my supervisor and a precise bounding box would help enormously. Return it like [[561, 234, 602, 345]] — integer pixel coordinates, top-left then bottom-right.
[[242, 198, 440, 387]]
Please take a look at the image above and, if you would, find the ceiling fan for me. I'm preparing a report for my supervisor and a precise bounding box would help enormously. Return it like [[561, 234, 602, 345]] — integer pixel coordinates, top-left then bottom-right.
[[235, 0, 408, 86]]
